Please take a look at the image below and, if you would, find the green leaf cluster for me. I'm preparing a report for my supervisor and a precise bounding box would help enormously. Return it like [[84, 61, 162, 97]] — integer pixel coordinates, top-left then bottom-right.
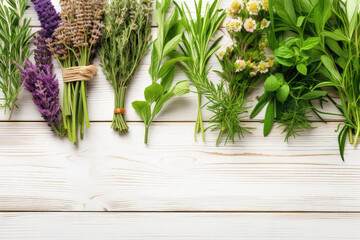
[[251, 0, 330, 140], [132, 0, 190, 144], [0, 0, 34, 118]]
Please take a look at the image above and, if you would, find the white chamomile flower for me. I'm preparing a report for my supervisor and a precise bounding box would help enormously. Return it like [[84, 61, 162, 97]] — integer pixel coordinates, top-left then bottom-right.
[[230, 0, 244, 12], [226, 7, 236, 18], [250, 66, 259, 76], [260, 18, 270, 30], [259, 61, 269, 74], [244, 18, 257, 32], [226, 19, 243, 32], [235, 59, 246, 72], [247, 0, 261, 15], [259, 42, 266, 50], [217, 43, 234, 60], [261, 0, 269, 11]]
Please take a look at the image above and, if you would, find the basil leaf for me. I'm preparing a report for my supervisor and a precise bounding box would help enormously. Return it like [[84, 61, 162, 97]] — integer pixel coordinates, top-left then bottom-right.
[[276, 84, 290, 103], [301, 37, 320, 50], [264, 75, 282, 92], [275, 46, 295, 59], [296, 63, 307, 75]]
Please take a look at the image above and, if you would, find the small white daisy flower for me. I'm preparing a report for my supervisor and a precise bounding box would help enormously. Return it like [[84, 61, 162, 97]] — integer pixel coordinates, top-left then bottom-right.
[[261, 0, 269, 11], [230, 0, 244, 12], [235, 59, 247, 72], [259, 61, 269, 73], [247, 0, 261, 15], [244, 18, 257, 32], [260, 18, 270, 30], [250, 66, 259, 76]]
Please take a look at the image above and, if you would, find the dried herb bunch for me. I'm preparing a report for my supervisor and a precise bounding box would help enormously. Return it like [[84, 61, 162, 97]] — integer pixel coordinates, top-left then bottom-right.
[[174, 0, 226, 141], [18, 0, 65, 136], [99, 0, 153, 134], [48, 0, 105, 145], [0, 0, 34, 118], [211, 0, 274, 144]]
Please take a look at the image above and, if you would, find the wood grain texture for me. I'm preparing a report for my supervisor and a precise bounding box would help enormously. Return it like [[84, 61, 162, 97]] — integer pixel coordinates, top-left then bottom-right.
[[0, 122, 359, 211], [1, 212, 360, 239]]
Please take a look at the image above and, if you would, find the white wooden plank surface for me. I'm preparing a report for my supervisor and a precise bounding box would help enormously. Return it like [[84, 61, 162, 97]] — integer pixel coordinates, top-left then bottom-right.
[[1, 212, 360, 240], [0, 121, 359, 211]]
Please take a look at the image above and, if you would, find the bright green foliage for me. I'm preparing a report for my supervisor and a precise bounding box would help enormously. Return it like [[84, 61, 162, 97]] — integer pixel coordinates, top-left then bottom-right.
[[0, 0, 34, 118], [132, 0, 190, 144], [173, 0, 226, 142], [100, 0, 153, 134], [251, 0, 331, 140], [316, 0, 360, 160]]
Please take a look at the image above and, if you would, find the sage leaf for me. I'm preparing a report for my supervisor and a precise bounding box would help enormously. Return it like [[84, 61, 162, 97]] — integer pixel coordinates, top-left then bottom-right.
[[264, 99, 275, 137], [145, 83, 164, 104], [300, 90, 327, 100], [173, 80, 190, 96], [132, 101, 151, 125], [321, 55, 342, 83]]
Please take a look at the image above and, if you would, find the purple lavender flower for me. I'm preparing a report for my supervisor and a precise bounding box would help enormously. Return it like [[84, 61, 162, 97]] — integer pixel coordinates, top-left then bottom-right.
[[31, 0, 61, 39], [18, 61, 62, 125]]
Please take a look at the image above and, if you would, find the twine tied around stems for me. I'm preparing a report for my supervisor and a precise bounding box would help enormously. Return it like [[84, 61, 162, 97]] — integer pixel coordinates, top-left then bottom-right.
[[62, 65, 98, 83], [114, 108, 126, 114]]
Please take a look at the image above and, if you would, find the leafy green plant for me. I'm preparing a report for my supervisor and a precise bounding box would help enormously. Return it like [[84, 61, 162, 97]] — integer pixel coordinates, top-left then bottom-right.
[[250, 0, 330, 140], [0, 0, 34, 119], [205, 0, 274, 144], [314, 0, 360, 160], [100, 0, 153, 134], [132, 0, 190, 144], [174, 0, 226, 141]]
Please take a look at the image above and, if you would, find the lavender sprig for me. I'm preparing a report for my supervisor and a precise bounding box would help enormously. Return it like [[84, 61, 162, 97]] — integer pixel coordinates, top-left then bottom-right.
[[17, 0, 65, 135]]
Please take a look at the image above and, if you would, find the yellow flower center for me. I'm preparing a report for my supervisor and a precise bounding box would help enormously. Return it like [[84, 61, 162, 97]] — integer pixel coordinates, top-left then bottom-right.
[[219, 51, 226, 57], [231, 1, 241, 10], [268, 60, 274, 68], [247, 21, 255, 29], [246, 60, 253, 67], [234, 21, 241, 28], [249, 2, 258, 12], [261, 19, 268, 26], [260, 63, 267, 71], [262, 1, 269, 10]]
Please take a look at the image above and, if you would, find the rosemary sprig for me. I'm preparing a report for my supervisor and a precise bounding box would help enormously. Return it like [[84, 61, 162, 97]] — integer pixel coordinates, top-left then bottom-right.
[[99, 0, 153, 134], [0, 0, 34, 119], [174, 0, 226, 142]]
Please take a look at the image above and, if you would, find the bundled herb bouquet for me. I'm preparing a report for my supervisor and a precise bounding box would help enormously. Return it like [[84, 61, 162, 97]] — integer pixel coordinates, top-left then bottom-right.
[[209, 0, 274, 144], [18, 0, 65, 136], [100, 0, 153, 134], [132, 0, 190, 144], [0, 0, 34, 119], [47, 0, 105, 145]]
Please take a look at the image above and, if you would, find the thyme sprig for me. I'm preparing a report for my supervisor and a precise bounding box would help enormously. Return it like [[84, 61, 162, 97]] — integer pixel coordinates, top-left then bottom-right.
[[0, 0, 34, 119], [99, 0, 153, 134]]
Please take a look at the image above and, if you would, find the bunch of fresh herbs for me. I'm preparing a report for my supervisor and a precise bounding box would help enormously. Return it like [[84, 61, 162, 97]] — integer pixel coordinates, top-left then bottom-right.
[[315, 0, 360, 160], [210, 0, 273, 144], [0, 0, 34, 119], [174, 0, 226, 141], [132, 0, 190, 144], [99, 0, 153, 134], [250, 0, 331, 140]]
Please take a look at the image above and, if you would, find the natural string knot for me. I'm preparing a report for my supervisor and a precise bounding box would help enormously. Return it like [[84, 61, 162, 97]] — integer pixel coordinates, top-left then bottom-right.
[[62, 65, 98, 83]]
